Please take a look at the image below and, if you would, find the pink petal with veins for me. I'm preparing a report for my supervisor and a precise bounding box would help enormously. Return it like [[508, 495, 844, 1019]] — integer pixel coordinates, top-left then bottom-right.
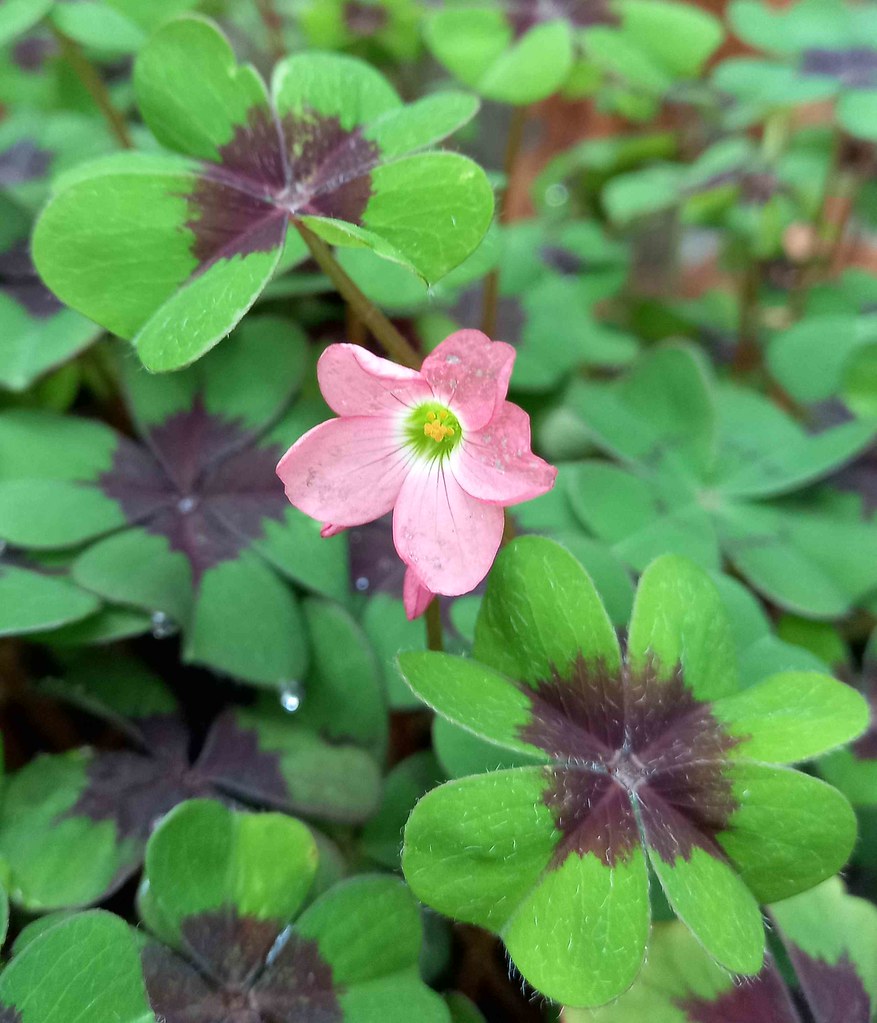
[[317, 344, 432, 417], [421, 330, 515, 431], [453, 402, 557, 505], [393, 460, 505, 596], [277, 416, 411, 528]]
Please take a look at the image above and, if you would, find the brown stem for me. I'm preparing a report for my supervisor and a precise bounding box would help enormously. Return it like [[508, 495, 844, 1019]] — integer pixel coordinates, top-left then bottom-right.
[[425, 598, 444, 652], [294, 220, 421, 369], [51, 26, 132, 149], [254, 0, 287, 63], [733, 260, 762, 376], [481, 105, 529, 336]]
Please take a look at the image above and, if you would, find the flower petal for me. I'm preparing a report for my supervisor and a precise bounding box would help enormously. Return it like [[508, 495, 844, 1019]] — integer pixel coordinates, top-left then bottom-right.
[[317, 344, 431, 417], [277, 416, 411, 527], [453, 401, 557, 505], [393, 461, 504, 596], [421, 330, 515, 431], [403, 566, 434, 620]]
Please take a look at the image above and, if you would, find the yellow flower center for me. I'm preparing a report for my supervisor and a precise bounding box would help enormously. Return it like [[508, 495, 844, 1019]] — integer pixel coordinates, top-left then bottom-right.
[[423, 409, 456, 443]]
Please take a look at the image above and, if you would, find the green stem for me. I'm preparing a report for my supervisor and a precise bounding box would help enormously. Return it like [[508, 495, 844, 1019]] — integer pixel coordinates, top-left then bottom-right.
[[51, 26, 132, 149], [254, 0, 287, 63], [425, 598, 444, 652], [482, 104, 529, 336], [294, 220, 422, 369]]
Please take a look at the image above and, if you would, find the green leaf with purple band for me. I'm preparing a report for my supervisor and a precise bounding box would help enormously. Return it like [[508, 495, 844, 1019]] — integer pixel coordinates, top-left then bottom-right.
[[0, 321, 347, 686], [401, 537, 864, 1006], [131, 800, 449, 1023], [0, 653, 383, 911], [568, 877, 877, 1023], [33, 15, 492, 371]]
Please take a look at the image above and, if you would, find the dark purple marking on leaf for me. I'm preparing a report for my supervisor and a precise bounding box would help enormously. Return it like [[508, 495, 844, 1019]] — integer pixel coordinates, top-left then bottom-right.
[[0, 241, 63, 318], [802, 48, 877, 90], [344, 1, 389, 36], [195, 710, 291, 811], [251, 931, 342, 1023], [186, 176, 288, 270], [12, 36, 55, 73], [348, 515, 406, 596], [678, 959, 801, 1023], [182, 911, 283, 989], [281, 112, 379, 223], [185, 103, 379, 273], [540, 245, 584, 275], [505, 0, 619, 38], [142, 925, 342, 1023], [784, 945, 870, 1023], [97, 400, 287, 585], [832, 447, 877, 517], [0, 1006, 21, 1023], [0, 139, 51, 186], [519, 656, 740, 866], [61, 716, 209, 843]]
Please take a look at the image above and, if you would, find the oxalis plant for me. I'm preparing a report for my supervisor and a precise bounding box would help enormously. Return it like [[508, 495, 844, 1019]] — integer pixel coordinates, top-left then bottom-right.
[[2, 1, 877, 1021]]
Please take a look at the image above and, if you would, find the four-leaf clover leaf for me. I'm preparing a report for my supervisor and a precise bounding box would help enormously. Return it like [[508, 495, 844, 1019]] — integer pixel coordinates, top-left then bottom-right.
[[400, 536, 866, 1006]]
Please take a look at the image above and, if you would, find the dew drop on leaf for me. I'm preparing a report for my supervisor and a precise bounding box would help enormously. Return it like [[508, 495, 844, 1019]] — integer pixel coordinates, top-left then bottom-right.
[[279, 682, 303, 713], [150, 611, 177, 639]]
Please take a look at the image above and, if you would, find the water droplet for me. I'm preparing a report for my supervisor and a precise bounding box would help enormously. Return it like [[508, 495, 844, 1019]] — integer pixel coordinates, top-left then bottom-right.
[[279, 682, 303, 713], [150, 611, 177, 639], [355, 576, 369, 592], [545, 182, 568, 207], [177, 495, 197, 514]]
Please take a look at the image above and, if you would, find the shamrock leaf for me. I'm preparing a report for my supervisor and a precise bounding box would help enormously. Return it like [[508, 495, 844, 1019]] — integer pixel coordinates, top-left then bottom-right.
[[141, 800, 448, 1023], [562, 344, 877, 616], [0, 800, 446, 1023], [0, 0, 53, 47], [50, 0, 203, 56], [400, 537, 865, 1006], [0, 319, 349, 686], [768, 311, 877, 419], [425, 0, 721, 112], [819, 628, 877, 809], [424, 0, 593, 104], [0, 911, 155, 1023], [0, 111, 116, 390], [299, 0, 423, 63], [33, 15, 492, 371], [0, 548, 100, 638], [720, 0, 877, 138], [568, 877, 877, 1023], [0, 653, 383, 911]]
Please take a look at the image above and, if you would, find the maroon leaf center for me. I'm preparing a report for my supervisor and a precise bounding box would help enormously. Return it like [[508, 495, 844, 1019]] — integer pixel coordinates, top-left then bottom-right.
[[505, 0, 619, 38], [802, 47, 877, 90], [98, 399, 287, 586], [185, 104, 380, 274], [142, 921, 342, 1023], [0, 241, 64, 319], [519, 655, 740, 866]]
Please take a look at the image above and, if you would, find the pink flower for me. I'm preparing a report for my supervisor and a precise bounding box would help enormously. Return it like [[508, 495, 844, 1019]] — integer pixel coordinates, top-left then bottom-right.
[[276, 330, 557, 618]]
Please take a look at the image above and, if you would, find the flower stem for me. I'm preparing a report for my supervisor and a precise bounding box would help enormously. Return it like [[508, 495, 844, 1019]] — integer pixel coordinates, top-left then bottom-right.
[[425, 598, 444, 652], [482, 104, 529, 336], [50, 26, 132, 149], [733, 259, 762, 377], [294, 220, 421, 369], [254, 0, 287, 63]]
